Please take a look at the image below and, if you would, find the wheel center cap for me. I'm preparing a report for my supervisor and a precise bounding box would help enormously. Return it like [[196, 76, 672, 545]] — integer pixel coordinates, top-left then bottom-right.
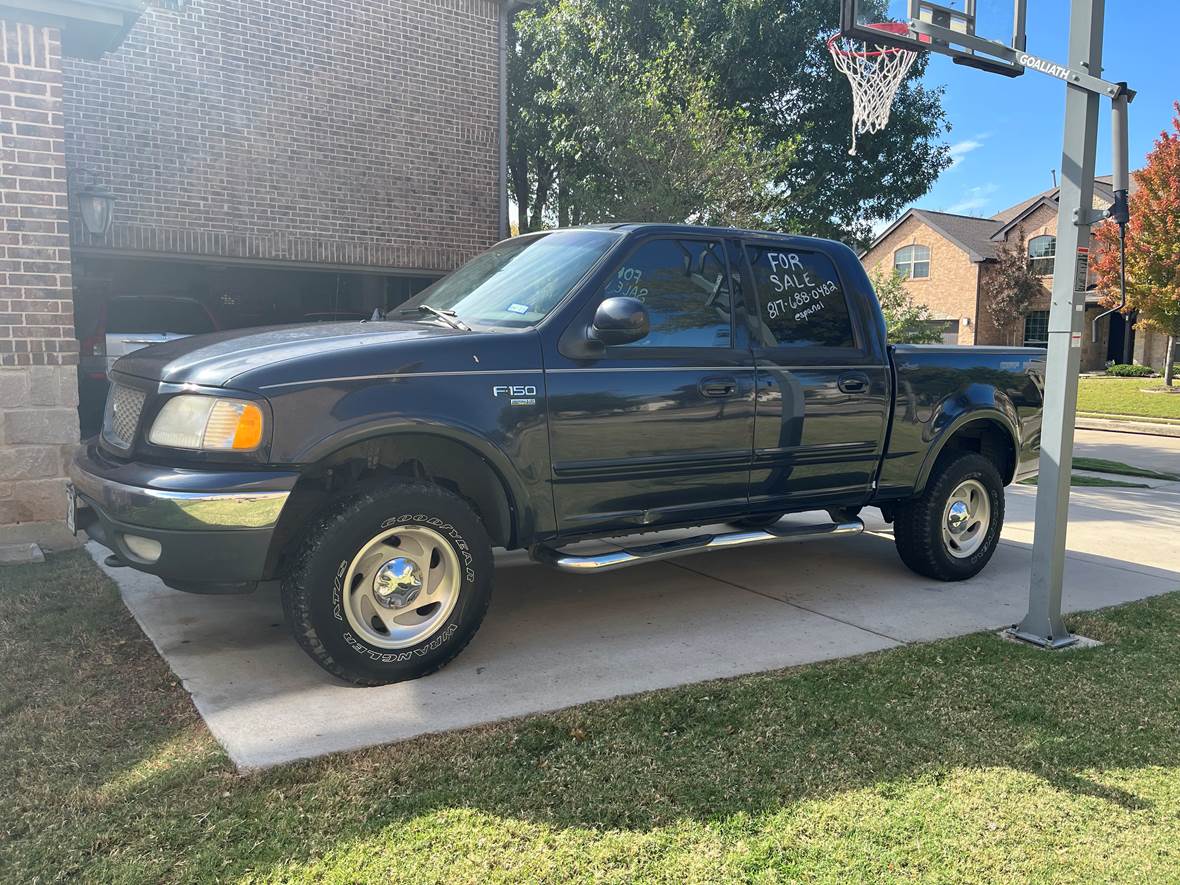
[[947, 501, 970, 533], [373, 557, 423, 609]]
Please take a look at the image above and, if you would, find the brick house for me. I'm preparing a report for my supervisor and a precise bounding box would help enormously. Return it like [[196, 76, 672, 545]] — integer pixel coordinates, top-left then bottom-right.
[[860, 177, 1164, 370], [1, 0, 503, 537]]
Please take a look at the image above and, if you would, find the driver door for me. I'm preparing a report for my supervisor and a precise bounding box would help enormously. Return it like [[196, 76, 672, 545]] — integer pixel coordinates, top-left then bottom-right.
[[545, 235, 756, 536]]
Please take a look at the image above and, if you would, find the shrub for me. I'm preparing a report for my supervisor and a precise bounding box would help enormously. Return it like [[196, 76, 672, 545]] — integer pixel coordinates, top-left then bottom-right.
[[1105, 363, 1156, 377]]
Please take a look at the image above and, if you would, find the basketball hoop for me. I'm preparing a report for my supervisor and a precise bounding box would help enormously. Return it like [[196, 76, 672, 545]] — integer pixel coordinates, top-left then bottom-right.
[[828, 22, 922, 156]]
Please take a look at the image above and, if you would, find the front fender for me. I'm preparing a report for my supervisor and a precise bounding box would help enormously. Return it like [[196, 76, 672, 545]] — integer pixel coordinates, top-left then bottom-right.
[[296, 417, 540, 542]]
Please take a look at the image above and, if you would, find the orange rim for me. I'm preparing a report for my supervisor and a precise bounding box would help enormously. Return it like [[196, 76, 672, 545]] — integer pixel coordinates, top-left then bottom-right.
[[827, 22, 925, 58]]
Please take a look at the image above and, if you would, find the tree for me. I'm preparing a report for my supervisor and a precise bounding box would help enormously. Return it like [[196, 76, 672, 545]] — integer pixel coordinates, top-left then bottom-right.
[[1092, 102, 1180, 387], [509, 0, 951, 244], [986, 226, 1041, 345], [870, 269, 943, 343], [510, 3, 794, 231]]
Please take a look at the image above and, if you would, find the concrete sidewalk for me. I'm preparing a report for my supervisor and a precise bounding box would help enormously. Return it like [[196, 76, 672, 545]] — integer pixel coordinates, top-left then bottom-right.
[[93, 433, 1180, 770]]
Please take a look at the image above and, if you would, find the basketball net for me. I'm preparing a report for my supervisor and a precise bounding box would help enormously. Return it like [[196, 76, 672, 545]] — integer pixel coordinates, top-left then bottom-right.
[[828, 23, 920, 156]]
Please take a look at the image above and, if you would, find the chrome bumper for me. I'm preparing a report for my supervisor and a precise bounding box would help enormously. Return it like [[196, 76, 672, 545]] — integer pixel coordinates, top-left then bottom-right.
[[69, 448, 292, 532]]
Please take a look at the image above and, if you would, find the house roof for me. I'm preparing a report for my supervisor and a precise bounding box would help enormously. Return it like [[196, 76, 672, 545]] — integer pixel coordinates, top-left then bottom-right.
[[992, 177, 1119, 225], [867, 208, 1002, 262], [867, 175, 1131, 263]]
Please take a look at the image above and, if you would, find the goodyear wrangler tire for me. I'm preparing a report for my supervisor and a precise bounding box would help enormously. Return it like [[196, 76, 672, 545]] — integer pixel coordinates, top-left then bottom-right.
[[892, 451, 1004, 582], [282, 481, 493, 686]]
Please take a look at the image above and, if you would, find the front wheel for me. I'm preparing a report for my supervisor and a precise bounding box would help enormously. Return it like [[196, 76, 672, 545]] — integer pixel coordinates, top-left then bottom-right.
[[893, 451, 1004, 581], [282, 481, 493, 685]]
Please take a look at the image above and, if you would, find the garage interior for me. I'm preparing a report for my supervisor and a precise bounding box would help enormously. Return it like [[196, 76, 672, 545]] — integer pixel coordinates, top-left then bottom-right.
[[73, 255, 438, 435]]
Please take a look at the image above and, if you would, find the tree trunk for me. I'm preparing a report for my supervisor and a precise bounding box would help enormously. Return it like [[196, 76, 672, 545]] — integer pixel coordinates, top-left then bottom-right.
[[557, 177, 570, 228], [1165, 334, 1176, 387], [528, 164, 552, 232], [509, 154, 530, 236]]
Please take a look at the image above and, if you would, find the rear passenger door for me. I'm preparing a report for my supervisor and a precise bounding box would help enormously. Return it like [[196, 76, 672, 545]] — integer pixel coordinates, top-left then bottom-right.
[[742, 240, 890, 510]]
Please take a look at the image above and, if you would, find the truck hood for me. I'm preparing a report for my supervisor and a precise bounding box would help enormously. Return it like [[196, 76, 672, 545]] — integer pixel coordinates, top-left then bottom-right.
[[111, 321, 466, 388]]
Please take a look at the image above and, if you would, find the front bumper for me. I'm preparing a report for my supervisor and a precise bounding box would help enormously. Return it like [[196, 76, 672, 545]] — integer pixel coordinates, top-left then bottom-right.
[[69, 441, 300, 593]]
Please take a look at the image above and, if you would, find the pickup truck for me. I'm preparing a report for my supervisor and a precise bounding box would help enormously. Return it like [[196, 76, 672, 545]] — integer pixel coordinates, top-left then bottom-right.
[[70, 224, 1044, 685]]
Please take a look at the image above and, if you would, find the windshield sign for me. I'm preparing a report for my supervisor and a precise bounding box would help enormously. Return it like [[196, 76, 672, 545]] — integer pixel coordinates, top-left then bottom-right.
[[401, 230, 620, 327]]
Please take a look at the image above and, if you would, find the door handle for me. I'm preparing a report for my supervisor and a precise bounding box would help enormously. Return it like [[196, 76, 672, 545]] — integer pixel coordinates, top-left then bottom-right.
[[837, 372, 870, 394], [699, 376, 738, 398]]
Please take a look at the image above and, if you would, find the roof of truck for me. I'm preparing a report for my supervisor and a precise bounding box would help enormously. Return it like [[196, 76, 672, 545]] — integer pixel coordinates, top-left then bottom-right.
[[575, 222, 846, 244]]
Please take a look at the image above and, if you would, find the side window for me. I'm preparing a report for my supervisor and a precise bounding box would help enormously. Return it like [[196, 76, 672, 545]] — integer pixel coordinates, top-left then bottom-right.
[[893, 244, 930, 279], [745, 245, 856, 349], [600, 238, 733, 348], [1027, 235, 1056, 277]]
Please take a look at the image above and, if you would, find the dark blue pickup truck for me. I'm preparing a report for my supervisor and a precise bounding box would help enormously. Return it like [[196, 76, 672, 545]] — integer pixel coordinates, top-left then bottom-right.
[[70, 224, 1044, 684]]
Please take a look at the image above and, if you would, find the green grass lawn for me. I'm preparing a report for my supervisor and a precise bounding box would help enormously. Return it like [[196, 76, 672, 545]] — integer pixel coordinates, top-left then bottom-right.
[[1019, 473, 1150, 488], [1077, 377, 1180, 421], [4, 552, 1180, 882], [1071, 457, 1180, 482]]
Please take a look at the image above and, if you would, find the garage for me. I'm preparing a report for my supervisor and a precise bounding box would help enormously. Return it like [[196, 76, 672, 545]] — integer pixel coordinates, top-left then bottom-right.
[[72, 256, 437, 434]]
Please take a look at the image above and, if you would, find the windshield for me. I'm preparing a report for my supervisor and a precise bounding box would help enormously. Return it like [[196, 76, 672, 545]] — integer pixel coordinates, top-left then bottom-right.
[[399, 230, 620, 327]]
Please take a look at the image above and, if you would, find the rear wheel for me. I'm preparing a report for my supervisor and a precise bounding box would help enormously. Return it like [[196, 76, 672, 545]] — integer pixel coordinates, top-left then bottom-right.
[[893, 451, 1004, 581], [282, 481, 493, 685]]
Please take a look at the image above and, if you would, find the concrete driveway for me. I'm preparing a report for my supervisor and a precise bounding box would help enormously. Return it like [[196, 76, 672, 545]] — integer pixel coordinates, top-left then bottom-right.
[[92, 429, 1180, 769]]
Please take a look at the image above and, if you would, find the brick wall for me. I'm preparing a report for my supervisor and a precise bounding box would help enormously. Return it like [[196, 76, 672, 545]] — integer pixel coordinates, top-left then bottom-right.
[[976, 202, 1112, 369], [61, 0, 501, 272], [0, 21, 78, 526], [860, 216, 982, 344]]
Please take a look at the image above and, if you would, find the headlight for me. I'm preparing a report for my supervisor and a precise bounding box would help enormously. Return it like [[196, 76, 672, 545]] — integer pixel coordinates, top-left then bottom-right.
[[148, 395, 265, 451]]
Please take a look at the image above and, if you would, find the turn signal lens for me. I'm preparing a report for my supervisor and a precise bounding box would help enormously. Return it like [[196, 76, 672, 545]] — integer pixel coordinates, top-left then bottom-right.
[[204, 400, 264, 450], [148, 395, 266, 451], [232, 402, 264, 449]]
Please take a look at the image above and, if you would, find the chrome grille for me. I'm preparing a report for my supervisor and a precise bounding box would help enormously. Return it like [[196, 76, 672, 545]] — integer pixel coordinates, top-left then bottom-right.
[[102, 384, 146, 449]]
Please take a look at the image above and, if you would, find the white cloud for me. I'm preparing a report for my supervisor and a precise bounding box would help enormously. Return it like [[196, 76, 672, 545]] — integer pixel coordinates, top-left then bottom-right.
[[945, 183, 999, 216], [947, 133, 991, 170]]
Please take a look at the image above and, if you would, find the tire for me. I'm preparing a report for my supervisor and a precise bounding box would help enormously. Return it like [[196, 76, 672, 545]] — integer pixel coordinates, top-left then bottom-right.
[[282, 481, 494, 686], [893, 451, 1005, 581], [728, 512, 786, 530]]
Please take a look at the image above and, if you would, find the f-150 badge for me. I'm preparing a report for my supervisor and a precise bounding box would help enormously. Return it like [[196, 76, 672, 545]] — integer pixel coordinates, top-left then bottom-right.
[[493, 384, 537, 406]]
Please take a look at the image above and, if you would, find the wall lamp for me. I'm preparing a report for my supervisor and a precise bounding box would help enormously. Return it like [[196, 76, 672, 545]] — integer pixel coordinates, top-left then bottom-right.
[[78, 185, 115, 236]]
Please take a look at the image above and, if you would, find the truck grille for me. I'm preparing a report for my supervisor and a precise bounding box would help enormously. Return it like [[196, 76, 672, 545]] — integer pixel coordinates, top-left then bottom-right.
[[102, 384, 147, 449]]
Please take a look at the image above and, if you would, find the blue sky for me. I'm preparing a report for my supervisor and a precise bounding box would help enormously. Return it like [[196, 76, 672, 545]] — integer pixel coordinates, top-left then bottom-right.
[[894, 0, 1180, 221]]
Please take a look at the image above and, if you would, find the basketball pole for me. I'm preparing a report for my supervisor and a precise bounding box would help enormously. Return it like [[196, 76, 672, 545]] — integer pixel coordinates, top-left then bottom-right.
[[1009, 0, 1106, 648]]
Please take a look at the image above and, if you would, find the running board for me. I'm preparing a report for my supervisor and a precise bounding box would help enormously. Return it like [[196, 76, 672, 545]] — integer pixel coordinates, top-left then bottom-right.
[[533, 518, 864, 574]]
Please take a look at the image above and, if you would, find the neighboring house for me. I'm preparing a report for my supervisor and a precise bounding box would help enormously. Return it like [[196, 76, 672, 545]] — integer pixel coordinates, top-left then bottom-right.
[[0, 0, 503, 534], [861, 176, 1164, 370]]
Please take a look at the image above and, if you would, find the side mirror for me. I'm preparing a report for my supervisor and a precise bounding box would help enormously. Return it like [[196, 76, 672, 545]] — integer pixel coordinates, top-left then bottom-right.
[[591, 296, 649, 346]]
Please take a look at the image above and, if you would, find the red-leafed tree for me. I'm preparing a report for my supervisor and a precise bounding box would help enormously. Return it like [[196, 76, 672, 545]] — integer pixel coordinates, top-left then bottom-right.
[[1092, 102, 1180, 386]]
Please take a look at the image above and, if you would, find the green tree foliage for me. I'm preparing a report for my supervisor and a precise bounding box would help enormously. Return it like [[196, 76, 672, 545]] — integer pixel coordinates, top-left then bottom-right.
[[871, 269, 943, 343], [986, 226, 1042, 345], [509, 0, 951, 245], [1093, 103, 1180, 386]]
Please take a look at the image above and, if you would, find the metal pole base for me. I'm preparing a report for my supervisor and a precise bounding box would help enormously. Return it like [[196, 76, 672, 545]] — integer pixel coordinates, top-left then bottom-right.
[[1003, 626, 1080, 649]]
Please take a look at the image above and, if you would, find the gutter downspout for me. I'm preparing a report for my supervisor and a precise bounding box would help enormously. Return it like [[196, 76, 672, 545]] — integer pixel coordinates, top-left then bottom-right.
[[498, 2, 509, 240]]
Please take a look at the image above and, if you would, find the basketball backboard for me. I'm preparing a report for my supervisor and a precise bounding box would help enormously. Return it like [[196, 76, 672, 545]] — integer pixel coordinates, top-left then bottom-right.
[[840, 0, 1027, 76]]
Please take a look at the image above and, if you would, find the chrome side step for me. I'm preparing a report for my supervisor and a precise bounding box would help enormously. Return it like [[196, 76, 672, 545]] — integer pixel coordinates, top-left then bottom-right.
[[533, 518, 864, 574]]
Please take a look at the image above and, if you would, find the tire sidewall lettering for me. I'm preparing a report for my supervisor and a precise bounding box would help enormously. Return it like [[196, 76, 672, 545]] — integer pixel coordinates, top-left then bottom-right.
[[341, 511, 477, 659]]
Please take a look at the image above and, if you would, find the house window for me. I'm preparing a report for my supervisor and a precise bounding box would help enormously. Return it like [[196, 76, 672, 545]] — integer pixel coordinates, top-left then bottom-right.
[[1028, 235, 1056, 276], [1023, 310, 1050, 347], [893, 244, 930, 279]]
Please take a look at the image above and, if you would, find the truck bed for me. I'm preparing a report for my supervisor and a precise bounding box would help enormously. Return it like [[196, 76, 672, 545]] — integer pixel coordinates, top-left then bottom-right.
[[875, 344, 1046, 499]]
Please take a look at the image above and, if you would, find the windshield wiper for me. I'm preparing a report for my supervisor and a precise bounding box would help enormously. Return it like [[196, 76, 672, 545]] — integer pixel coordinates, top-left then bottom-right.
[[411, 304, 470, 332]]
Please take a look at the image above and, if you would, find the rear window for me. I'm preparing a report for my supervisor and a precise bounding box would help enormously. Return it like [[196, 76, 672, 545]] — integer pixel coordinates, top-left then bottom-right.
[[745, 245, 855, 349], [107, 299, 215, 335]]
